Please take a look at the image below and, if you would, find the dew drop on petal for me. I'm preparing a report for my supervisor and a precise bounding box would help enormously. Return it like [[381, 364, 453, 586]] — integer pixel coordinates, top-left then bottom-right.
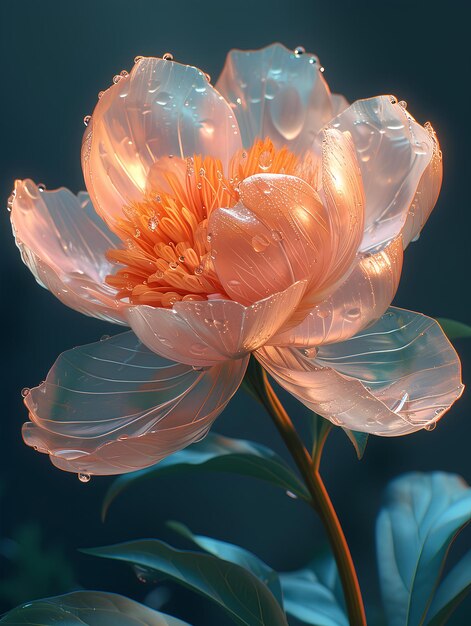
[[294, 46, 305, 56], [425, 421, 437, 431], [83, 115, 91, 127], [162, 52, 174, 61], [78, 472, 91, 483], [251, 234, 270, 252], [21, 387, 30, 398]]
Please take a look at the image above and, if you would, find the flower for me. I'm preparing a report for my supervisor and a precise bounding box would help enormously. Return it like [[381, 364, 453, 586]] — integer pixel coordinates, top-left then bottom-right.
[[10, 44, 463, 476]]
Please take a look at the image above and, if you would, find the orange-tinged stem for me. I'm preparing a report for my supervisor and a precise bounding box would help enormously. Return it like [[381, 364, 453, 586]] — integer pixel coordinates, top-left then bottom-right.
[[251, 363, 367, 626]]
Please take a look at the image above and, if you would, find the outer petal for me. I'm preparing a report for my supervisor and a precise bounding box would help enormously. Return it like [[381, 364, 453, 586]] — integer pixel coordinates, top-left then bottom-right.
[[126, 280, 306, 366], [209, 174, 331, 304], [257, 308, 463, 436], [11, 180, 126, 324], [269, 236, 403, 347], [329, 96, 442, 251], [22, 332, 248, 475], [216, 43, 332, 152], [82, 57, 242, 228]]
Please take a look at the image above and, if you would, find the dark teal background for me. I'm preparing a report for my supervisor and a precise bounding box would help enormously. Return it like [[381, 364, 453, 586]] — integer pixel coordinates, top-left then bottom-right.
[[1, 0, 470, 623]]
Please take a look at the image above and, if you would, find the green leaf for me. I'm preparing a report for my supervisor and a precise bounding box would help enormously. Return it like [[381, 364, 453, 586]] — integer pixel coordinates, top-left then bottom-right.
[[83, 540, 289, 626], [426, 551, 471, 625], [280, 555, 348, 626], [376, 472, 471, 626], [0, 590, 191, 624], [102, 433, 309, 520], [341, 430, 368, 460], [309, 413, 332, 456], [167, 521, 283, 605], [435, 318, 471, 340]]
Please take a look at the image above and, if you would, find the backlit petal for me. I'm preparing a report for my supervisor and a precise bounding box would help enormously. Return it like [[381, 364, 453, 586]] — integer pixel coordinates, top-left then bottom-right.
[[269, 236, 403, 347], [82, 57, 242, 228], [330, 96, 441, 251], [11, 180, 126, 324], [22, 332, 248, 475], [127, 280, 306, 366], [209, 174, 331, 304], [216, 43, 332, 152], [257, 308, 463, 436]]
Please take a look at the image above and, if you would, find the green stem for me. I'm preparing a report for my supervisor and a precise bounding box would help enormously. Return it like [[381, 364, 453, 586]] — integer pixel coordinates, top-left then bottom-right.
[[248, 360, 367, 626]]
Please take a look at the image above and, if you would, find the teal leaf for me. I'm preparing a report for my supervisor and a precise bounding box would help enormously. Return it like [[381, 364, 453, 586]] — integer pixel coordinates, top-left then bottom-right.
[[83, 540, 289, 626], [426, 551, 471, 625], [376, 472, 471, 626], [435, 318, 471, 340], [280, 555, 348, 626], [102, 433, 309, 520], [341, 429, 368, 460], [0, 590, 191, 624], [308, 413, 332, 457], [167, 521, 283, 605]]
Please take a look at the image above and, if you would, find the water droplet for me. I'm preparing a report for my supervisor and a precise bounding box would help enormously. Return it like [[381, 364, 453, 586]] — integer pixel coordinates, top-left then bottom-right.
[[162, 52, 174, 61], [398, 100, 407, 109], [98, 90, 105, 99], [112, 74, 122, 84], [389, 95, 398, 104], [251, 234, 270, 252], [134, 228, 141, 238], [78, 472, 91, 483], [316, 306, 330, 319], [120, 70, 129, 77], [425, 421, 437, 431], [169, 261, 178, 270], [207, 232, 213, 243], [204, 72, 211, 82], [194, 266, 203, 275], [294, 46, 305, 56], [178, 255, 185, 263], [345, 307, 361, 320], [271, 230, 283, 242], [83, 115, 91, 126], [21, 387, 30, 398], [37, 183, 46, 192], [301, 347, 317, 358], [258, 150, 273, 171], [100, 334, 110, 341], [148, 216, 158, 231], [134, 55, 144, 63], [286, 490, 298, 499]]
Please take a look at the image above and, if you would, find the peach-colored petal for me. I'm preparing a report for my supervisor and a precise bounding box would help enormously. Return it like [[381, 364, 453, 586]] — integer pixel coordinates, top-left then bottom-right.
[[10, 180, 126, 324], [216, 43, 332, 152], [257, 308, 463, 436], [82, 57, 242, 229], [269, 236, 403, 347], [329, 96, 442, 251], [126, 280, 306, 366], [316, 128, 365, 294], [209, 174, 331, 304], [22, 332, 248, 475]]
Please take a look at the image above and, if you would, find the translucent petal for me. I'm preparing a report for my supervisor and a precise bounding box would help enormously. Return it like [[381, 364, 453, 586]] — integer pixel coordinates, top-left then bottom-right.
[[209, 174, 331, 304], [11, 180, 126, 324], [82, 57, 242, 228], [269, 237, 403, 347], [257, 308, 463, 436], [317, 128, 365, 293], [216, 43, 332, 152], [126, 280, 306, 366], [329, 96, 441, 251], [22, 332, 248, 475]]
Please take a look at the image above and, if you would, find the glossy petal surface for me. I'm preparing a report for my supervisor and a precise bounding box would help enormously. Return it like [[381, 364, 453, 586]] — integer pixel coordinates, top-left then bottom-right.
[[216, 43, 332, 152], [127, 281, 306, 366], [22, 332, 248, 475], [269, 237, 403, 347], [257, 308, 463, 435], [209, 174, 331, 304], [330, 96, 442, 250], [11, 180, 125, 324], [82, 57, 242, 228]]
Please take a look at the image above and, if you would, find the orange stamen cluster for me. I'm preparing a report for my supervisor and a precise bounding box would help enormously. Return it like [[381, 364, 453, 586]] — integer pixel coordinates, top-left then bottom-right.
[[106, 138, 318, 307]]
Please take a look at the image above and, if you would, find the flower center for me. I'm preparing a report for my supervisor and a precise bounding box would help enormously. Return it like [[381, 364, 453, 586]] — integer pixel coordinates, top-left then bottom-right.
[[106, 138, 318, 307]]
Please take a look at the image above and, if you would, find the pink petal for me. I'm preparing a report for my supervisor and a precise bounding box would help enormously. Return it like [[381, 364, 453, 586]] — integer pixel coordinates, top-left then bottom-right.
[[316, 128, 365, 294], [209, 174, 331, 304], [257, 308, 463, 436], [216, 43, 333, 152], [126, 280, 306, 366], [269, 236, 403, 347], [329, 96, 442, 251], [82, 57, 242, 229], [11, 180, 126, 324], [22, 332, 248, 475]]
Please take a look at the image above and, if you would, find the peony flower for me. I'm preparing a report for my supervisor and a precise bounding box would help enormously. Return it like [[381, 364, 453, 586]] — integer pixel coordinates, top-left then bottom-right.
[[10, 44, 463, 477]]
